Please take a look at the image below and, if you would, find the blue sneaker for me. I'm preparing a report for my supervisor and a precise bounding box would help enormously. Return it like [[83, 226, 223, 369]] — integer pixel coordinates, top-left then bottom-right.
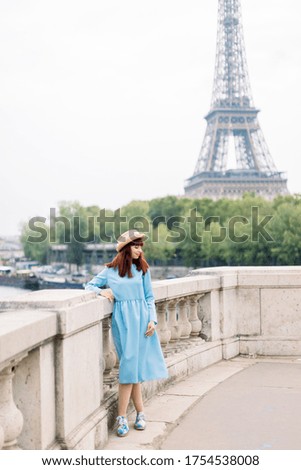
[[116, 416, 129, 437], [134, 412, 146, 430]]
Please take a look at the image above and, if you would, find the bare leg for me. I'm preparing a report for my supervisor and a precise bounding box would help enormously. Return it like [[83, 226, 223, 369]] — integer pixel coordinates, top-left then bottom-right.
[[131, 383, 144, 413], [118, 383, 133, 416]]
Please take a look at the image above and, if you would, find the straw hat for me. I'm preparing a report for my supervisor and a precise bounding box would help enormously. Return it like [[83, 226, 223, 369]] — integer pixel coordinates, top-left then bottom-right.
[[116, 230, 145, 252]]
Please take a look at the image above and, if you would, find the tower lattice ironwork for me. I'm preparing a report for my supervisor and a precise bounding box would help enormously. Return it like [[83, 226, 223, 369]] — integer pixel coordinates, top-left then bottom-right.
[[184, 0, 288, 199]]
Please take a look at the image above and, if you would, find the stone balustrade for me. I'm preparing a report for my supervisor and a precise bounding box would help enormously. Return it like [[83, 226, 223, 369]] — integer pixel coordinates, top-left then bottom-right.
[[0, 266, 301, 450]]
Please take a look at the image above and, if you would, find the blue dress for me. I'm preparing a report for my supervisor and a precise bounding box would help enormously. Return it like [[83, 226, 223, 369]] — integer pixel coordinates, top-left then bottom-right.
[[85, 265, 168, 384]]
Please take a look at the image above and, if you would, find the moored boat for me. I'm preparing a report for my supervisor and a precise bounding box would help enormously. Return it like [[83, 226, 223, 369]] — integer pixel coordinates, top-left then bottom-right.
[[37, 275, 84, 289], [0, 267, 39, 289]]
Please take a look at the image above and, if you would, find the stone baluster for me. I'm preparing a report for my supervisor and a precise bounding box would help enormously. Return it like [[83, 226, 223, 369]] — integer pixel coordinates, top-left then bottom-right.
[[156, 301, 171, 346], [0, 365, 24, 449], [167, 298, 181, 342], [102, 317, 117, 375], [178, 297, 192, 339], [188, 294, 203, 337]]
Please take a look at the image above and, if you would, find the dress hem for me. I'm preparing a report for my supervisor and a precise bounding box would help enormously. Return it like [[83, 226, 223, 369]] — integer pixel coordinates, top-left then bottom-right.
[[118, 373, 169, 385]]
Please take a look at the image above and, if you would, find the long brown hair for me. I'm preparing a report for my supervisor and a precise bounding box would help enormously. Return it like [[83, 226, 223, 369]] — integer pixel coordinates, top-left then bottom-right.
[[106, 238, 149, 278]]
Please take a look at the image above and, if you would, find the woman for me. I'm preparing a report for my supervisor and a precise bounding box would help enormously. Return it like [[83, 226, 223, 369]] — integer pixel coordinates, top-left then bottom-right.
[[85, 229, 168, 437]]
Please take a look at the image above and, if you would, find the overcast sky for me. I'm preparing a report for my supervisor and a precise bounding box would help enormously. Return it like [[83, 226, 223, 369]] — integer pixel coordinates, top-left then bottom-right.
[[1, 0, 300, 236]]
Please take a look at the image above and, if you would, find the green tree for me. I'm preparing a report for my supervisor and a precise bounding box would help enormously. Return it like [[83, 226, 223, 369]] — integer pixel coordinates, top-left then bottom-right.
[[20, 221, 50, 264], [143, 224, 176, 264], [270, 201, 301, 265]]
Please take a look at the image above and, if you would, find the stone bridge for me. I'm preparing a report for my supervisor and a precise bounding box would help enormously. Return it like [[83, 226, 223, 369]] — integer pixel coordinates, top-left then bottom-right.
[[0, 267, 300, 450]]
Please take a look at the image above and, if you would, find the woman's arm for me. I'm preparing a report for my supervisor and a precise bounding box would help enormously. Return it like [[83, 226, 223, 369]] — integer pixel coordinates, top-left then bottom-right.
[[142, 269, 157, 324], [85, 267, 108, 294]]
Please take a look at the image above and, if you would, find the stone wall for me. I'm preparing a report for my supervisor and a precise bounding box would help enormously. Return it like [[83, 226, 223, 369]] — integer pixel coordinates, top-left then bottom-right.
[[189, 266, 301, 356]]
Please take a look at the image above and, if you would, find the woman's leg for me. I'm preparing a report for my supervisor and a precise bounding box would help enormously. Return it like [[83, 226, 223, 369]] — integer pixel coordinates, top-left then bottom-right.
[[131, 383, 144, 413], [118, 383, 133, 416]]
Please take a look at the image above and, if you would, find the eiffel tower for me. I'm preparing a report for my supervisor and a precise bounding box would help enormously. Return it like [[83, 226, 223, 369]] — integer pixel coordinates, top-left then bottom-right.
[[184, 0, 288, 200]]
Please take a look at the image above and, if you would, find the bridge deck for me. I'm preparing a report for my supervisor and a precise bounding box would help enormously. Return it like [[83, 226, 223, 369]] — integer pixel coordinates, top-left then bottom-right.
[[104, 357, 301, 450]]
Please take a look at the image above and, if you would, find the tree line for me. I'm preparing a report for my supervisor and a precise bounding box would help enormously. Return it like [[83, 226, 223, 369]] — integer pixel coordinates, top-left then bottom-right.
[[20, 193, 301, 269]]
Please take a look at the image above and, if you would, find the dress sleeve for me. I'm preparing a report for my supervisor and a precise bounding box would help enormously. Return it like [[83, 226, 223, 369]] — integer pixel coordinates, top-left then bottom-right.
[[85, 267, 108, 294], [142, 269, 157, 324]]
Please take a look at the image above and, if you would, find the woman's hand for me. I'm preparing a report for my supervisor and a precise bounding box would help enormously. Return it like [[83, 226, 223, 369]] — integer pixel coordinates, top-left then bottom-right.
[[100, 288, 114, 302], [145, 321, 156, 337]]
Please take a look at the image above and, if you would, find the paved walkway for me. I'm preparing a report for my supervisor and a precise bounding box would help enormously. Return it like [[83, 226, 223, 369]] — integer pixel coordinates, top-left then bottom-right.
[[104, 357, 301, 451]]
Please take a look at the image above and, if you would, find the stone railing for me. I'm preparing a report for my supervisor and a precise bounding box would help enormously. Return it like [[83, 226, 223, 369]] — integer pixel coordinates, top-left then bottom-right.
[[0, 266, 301, 450]]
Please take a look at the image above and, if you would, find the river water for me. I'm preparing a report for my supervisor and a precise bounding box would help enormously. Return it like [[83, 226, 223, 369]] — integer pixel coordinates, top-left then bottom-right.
[[0, 286, 30, 300]]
